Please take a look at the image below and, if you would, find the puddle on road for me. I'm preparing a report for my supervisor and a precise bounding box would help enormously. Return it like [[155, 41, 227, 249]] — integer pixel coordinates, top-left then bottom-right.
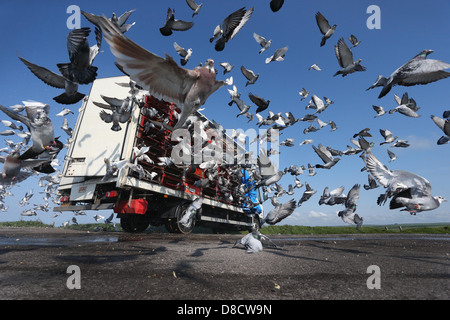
[[0, 236, 119, 246]]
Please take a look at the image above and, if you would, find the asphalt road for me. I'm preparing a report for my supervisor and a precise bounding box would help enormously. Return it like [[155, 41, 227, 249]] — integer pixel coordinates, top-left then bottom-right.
[[0, 227, 448, 302]]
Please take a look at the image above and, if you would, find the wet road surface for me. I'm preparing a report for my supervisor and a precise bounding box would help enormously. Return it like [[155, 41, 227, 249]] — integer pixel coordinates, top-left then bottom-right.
[[0, 227, 449, 300]]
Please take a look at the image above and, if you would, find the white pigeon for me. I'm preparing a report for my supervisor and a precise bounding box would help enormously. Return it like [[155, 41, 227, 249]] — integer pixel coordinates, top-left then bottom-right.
[[253, 33, 272, 54], [265, 46, 288, 64]]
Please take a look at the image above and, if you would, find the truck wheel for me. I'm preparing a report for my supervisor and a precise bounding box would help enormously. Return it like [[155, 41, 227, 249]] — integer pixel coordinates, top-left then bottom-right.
[[164, 202, 196, 234], [120, 214, 150, 232]]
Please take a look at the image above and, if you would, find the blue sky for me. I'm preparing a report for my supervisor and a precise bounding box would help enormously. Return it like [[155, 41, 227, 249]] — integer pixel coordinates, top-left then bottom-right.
[[0, 0, 449, 227]]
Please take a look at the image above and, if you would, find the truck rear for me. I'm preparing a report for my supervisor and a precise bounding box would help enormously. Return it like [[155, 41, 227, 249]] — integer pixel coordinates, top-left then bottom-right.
[[54, 76, 263, 233]]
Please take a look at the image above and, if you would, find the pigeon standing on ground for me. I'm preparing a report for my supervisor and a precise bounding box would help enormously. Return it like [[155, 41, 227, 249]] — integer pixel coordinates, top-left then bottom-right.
[[315, 12, 337, 47], [159, 8, 194, 36], [369, 49, 450, 98], [337, 184, 363, 229], [333, 38, 365, 77], [57, 27, 102, 85], [19, 57, 85, 105], [0, 101, 55, 160], [97, 17, 232, 130], [214, 7, 254, 52], [363, 151, 446, 214]]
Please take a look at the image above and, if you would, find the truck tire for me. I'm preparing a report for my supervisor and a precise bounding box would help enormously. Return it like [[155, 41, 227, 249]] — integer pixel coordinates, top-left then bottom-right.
[[120, 214, 151, 232], [164, 202, 196, 234]]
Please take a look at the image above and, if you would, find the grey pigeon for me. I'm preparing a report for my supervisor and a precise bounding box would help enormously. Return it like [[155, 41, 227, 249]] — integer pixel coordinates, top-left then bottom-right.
[[372, 105, 386, 117], [219, 62, 234, 74], [19, 56, 85, 105], [319, 186, 346, 205], [98, 17, 232, 130], [312, 144, 340, 169], [379, 129, 398, 145], [373, 49, 450, 98], [298, 182, 317, 206], [261, 199, 296, 226], [363, 151, 446, 214], [315, 12, 337, 47], [333, 38, 365, 77], [57, 27, 101, 85], [240, 66, 259, 86], [366, 75, 388, 91], [173, 42, 193, 66], [363, 174, 379, 190], [253, 33, 272, 54], [82, 9, 136, 33], [93, 95, 132, 131], [179, 197, 203, 228], [233, 231, 277, 253], [0, 101, 55, 160], [214, 7, 254, 51], [159, 8, 194, 36], [338, 184, 363, 229], [248, 93, 270, 113], [389, 92, 420, 118], [0, 150, 49, 185], [185, 0, 203, 17], [348, 34, 361, 48], [430, 113, 450, 145], [265, 46, 288, 64]]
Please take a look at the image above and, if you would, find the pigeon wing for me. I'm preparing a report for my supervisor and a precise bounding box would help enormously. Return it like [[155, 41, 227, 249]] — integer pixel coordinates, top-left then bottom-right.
[[398, 59, 450, 86], [335, 38, 353, 68], [265, 199, 296, 225], [345, 184, 360, 208], [315, 12, 331, 35], [364, 151, 394, 188], [98, 17, 197, 106], [19, 57, 66, 89]]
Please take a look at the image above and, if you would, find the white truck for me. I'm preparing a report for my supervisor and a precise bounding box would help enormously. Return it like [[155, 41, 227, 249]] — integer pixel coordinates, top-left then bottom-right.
[[54, 76, 263, 233]]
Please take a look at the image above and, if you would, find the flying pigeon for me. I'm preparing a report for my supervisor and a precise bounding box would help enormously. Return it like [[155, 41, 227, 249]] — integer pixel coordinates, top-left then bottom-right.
[[366, 75, 388, 91], [298, 88, 310, 101], [82, 9, 136, 33], [363, 174, 379, 190], [337, 184, 363, 229], [56, 107, 74, 117], [19, 57, 85, 105], [333, 38, 366, 77], [97, 17, 232, 131], [260, 199, 296, 226], [185, 0, 203, 17], [372, 105, 386, 118], [298, 181, 317, 206], [179, 197, 203, 228], [173, 42, 193, 66], [57, 27, 102, 85], [312, 144, 341, 169], [315, 12, 337, 47], [248, 93, 270, 113], [0, 101, 55, 160], [363, 151, 447, 214], [240, 66, 259, 86], [379, 129, 398, 145], [430, 112, 450, 145], [265, 46, 288, 64], [389, 92, 421, 118], [93, 95, 132, 131], [348, 34, 361, 48], [0, 150, 49, 185], [102, 157, 129, 181], [308, 63, 322, 71], [253, 33, 272, 54], [372, 49, 450, 98], [214, 7, 254, 51], [319, 186, 346, 206], [159, 8, 194, 36], [219, 62, 234, 74]]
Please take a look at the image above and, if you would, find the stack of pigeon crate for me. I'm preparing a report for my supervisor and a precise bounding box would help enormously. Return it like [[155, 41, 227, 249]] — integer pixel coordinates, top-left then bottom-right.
[[135, 95, 243, 208]]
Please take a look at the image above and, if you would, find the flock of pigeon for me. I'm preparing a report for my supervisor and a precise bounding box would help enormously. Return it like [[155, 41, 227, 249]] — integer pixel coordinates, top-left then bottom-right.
[[0, 1, 449, 244]]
